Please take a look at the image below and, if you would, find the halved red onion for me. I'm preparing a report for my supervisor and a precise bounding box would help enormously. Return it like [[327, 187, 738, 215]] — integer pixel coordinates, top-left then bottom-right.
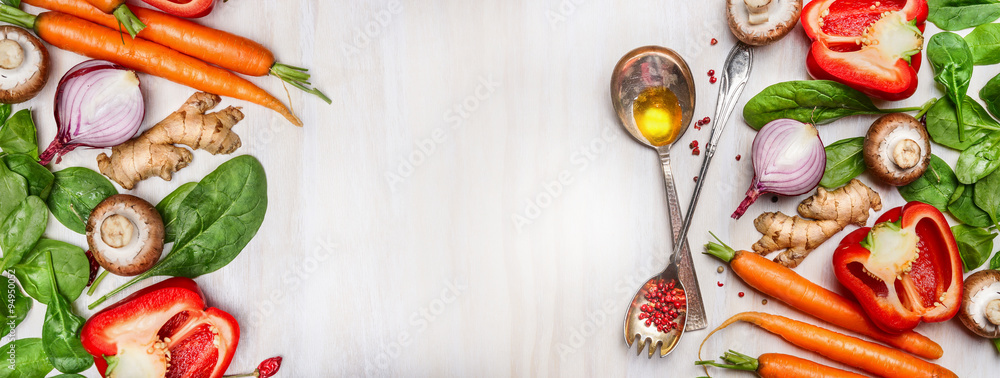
[[732, 119, 826, 219], [38, 60, 143, 165]]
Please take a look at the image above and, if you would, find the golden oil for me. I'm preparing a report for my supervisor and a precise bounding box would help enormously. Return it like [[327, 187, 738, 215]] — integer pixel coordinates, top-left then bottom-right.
[[632, 87, 683, 146]]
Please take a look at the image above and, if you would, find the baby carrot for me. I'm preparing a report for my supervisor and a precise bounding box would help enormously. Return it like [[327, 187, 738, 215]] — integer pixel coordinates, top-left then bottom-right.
[[696, 350, 866, 378]]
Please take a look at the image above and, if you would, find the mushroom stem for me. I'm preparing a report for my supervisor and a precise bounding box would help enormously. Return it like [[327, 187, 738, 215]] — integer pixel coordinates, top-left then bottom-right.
[[0, 39, 23, 70], [892, 139, 921, 169], [745, 0, 772, 25], [101, 214, 136, 249], [987, 299, 1000, 326]]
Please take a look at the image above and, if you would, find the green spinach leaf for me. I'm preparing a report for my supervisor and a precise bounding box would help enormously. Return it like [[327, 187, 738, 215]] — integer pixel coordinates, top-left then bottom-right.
[[47, 167, 117, 234], [955, 135, 1000, 183], [928, 32, 974, 142], [978, 70, 1000, 119], [0, 196, 47, 270], [949, 184, 994, 228], [928, 0, 1000, 31], [741, 80, 918, 129], [820, 137, 866, 189], [0, 338, 53, 378], [1, 280, 31, 339], [13, 239, 88, 304], [953, 224, 997, 271], [0, 109, 38, 159], [898, 155, 959, 212], [975, 167, 1000, 227], [3, 153, 53, 200], [93, 156, 268, 308], [0, 160, 27, 219], [965, 23, 1000, 64], [991, 250, 1000, 269], [41, 251, 93, 374], [156, 181, 197, 244], [926, 95, 999, 150]]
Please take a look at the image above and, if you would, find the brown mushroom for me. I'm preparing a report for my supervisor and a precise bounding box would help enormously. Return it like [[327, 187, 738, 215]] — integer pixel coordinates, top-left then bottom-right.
[[0, 26, 48, 103], [86, 194, 164, 276], [959, 270, 1000, 338], [727, 0, 802, 46], [863, 113, 931, 186]]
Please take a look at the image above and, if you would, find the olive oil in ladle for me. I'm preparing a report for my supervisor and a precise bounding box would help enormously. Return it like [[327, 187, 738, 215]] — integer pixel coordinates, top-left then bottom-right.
[[633, 86, 683, 147]]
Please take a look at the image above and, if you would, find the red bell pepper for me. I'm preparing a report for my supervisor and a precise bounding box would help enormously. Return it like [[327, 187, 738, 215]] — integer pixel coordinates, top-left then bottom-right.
[[801, 0, 927, 100], [833, 202, 962, 334], [139, 0, 215, 18], [80, 277, 240, 378]]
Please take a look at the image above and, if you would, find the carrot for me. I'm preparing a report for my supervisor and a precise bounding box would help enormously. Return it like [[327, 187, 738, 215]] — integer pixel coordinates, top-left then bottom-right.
[[705, 234, 943, 360], [0, 6, 302, 126], [696, 350, 866, 378], [23, 0, 330, 102], [79, 0, 144, 37], [700, 312, 958, 378]]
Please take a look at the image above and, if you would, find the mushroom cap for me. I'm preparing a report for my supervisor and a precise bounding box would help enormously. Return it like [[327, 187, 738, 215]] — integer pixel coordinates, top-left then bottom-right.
[[0, 26, 48, 104], [86, 194, 164, 276], [727, 0, 802, 46], [863, 113, 931, 186], [960, 270, 1000, 338]]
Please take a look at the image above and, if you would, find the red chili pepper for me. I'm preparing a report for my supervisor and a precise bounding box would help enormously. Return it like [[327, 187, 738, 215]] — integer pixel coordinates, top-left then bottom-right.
[[800, 0, 927, 100], [139, 0, 215, 18], [833, 202, 963, 334], [81, 277, 240, 378], [257, 357, 282, 378]]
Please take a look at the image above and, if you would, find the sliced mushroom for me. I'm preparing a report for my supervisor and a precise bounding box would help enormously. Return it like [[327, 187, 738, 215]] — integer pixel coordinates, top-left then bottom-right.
[[959, 270, 1000, 338], [0, 26, 48, 104], [86, 194, 164, 276], [727, 0, 802, 46], [863, 113, 931, 186]]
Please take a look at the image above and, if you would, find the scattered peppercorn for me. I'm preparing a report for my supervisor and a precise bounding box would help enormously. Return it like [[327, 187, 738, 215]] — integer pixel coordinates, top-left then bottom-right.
[[735, 154, 741, 161], [702, 116, 710, 124], [762, 299, 769, 305], [692, 147, 701, 156], [717, 266, 724, 273], [694, 176, 699, 182], [689, 140, 699, 149], [709, 76, 717, 84], [738, 292, 745, 298], [707, 69, 715, 76], [639, 279, 686, 333], [717, 281, 724, 287], [771, 196, 779, 203], [711, 38, 718, 45]]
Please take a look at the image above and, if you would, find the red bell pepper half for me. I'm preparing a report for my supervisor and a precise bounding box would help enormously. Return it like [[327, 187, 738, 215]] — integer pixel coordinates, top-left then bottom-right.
[[139, 0, 215, 18], [801, 0, 927, 100], [833, 202, 962, 334], [81, 277, 240, 378]]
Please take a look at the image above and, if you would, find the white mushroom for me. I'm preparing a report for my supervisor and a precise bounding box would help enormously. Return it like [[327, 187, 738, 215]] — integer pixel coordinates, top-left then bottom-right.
[[86, 194, 164, 276], [959, 270, 1000, 339], [0, 26, 48, 104], [863, 113, 931, 186], [727, 0, 802, 46]]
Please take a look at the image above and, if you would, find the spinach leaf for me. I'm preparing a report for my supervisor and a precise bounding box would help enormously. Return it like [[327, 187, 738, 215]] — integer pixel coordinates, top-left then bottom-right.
[[820, 137, 866, 189], [928, 32, 974, 142], [928, 0, 1000, 31], [51, 375, 88, 378], [925, 95, 1000, 150], [975, 167, 1000, 227], [3, 153, 54, 200], [0, 196, 47, 270], [953, 224, 997, 271], [1, 280, 31, 338], [979, 70, 1000, 119], [898, 155, 959, 212], [93, 156, 267, 308], [955, 135, 1000, 183], [949, 184, 994, 228], [47, 167, 117, 234], [0, 109, 38, 159], [966, 23, 1000, 64], [41, 251, 93, 374], [0, 160, 27, 219], [0, 338, 53, 378], [156, 181, 197, 243], [13, 239, 88, 304], [741, 80, 917, 129], [991, 250, 1000, 269]]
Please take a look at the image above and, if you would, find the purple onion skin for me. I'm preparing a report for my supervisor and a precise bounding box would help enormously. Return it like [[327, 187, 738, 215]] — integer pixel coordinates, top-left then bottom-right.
[[732, 119, 826, 219], [38, 60, 144, 165]]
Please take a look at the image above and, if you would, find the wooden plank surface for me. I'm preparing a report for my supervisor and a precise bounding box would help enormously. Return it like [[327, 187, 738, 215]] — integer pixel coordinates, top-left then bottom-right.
[[10, 0, 997, 376]]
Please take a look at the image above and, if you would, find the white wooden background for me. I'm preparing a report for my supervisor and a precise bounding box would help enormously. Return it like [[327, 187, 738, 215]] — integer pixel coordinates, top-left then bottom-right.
[[10, 0, 1000, 376]]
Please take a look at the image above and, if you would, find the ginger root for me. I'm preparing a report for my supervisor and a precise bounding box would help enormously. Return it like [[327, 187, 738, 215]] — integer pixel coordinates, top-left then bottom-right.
[[98, 92, 244, 189], [753, 179, 882, 268]]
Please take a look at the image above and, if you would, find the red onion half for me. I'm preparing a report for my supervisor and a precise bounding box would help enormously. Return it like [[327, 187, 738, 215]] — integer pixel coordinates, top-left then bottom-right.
[[38, 60, 144, 165], [732, 119, 826, 219]]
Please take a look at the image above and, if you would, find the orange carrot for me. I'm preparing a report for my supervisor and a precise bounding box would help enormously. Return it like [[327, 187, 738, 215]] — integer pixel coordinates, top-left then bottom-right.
[[0, 7, 302, 126], [705, 235, 943, 360], [79, 0, 144, 37], [23, 0, 329, 102], [700, 312, 958, 378], [696, 350, 866, 378]]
